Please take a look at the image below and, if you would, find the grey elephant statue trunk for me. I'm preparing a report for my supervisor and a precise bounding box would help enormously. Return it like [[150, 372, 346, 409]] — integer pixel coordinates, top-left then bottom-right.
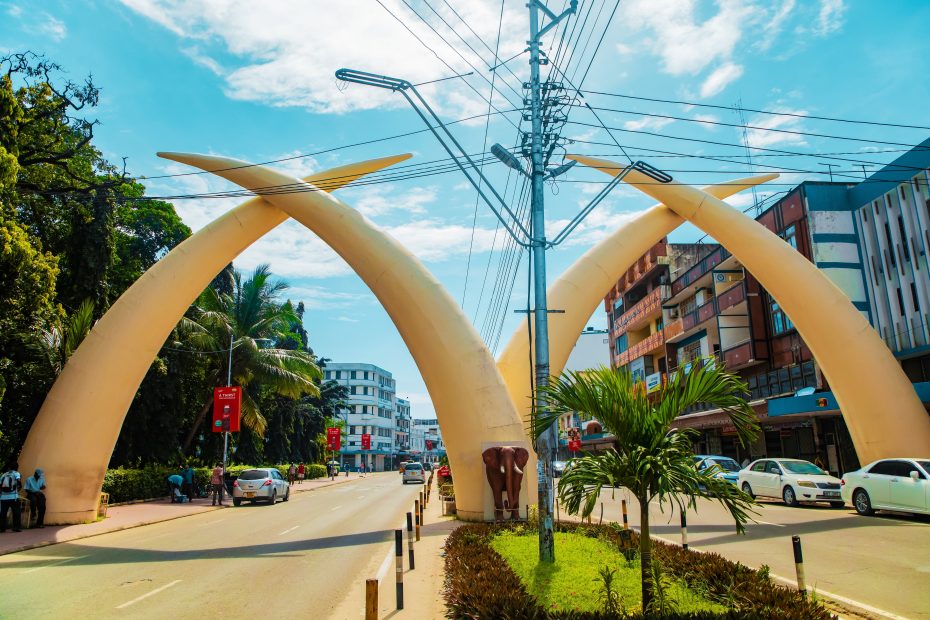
[[482, 446, 530, 521]]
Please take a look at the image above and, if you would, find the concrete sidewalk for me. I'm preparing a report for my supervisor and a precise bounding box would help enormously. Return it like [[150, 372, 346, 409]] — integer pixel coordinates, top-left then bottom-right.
[[0, 472, 362, 556], [331, 481, 461, 619]]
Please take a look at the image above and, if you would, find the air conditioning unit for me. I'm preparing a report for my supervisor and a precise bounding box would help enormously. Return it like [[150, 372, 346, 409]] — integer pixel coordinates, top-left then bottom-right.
[[667, 307, 680, 319]]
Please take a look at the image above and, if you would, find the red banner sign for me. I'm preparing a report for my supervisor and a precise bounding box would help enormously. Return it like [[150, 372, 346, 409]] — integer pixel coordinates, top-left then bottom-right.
[[425, 440, 433, 451], [326, 427, 341, 451], [361, 433, 371, 450], [568, 439, 581, 452], [437, 466, 450, 478], [212, 386, 241, 433]]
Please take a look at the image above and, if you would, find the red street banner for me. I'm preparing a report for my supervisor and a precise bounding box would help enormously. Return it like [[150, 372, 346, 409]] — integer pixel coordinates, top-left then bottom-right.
[[212, 386, 241, 433], [326, 427, 341, 452], [437, 466, 451, 478], [568, 439, 581, 452], [361, 433, 371, 450], [425, 440, 433, 451]]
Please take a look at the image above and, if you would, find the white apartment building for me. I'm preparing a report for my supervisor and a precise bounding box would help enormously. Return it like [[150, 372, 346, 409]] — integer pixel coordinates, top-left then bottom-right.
[[324, 363, 397, 472], [411, 418, 444, 464]]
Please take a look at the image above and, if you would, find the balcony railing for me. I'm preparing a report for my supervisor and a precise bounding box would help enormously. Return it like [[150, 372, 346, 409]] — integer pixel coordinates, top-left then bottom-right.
[[613, 285, 669, 335], [722, 340, 754, 368], [663, 318, 684, 340], [671, 246, 732, 296], [716, 280, 747, 313], [618, 329, 666, 366], [682, 298, 717, 332]]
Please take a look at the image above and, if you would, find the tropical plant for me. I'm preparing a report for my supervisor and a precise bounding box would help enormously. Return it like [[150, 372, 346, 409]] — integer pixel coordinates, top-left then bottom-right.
[[39, 298, 93, 373], [536, 361, 759, 610], [182, 264, 321, 446]]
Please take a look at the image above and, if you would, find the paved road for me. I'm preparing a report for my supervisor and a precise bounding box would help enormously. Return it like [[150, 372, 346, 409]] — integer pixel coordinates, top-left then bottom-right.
[[574, 489, 930, 619], [0, 473, 420, 619]]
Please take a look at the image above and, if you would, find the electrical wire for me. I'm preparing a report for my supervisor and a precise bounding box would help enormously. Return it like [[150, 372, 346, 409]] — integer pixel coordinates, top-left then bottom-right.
[[579, 89, 930, 132]]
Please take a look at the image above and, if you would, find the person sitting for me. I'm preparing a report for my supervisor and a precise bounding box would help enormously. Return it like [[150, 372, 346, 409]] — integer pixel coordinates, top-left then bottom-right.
[[0, 462, 22, 532], [24, 468, 47, 528]]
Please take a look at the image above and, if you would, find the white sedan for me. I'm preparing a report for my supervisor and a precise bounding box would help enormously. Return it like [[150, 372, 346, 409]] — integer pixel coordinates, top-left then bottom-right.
[[841, 458, 930, 516], [738, 458, 844, 507]]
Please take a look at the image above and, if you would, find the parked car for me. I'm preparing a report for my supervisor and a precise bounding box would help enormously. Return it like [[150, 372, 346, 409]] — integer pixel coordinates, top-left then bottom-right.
[[841, 458, 930, 516], [738, 458, 843, 507], [402, 462, 425, 484], [232, 468, 290, 506], [694, 455, 742, 485]]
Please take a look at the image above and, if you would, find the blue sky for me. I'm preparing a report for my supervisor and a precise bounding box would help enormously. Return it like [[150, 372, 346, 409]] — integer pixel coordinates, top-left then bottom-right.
[[3, 0, 929, 418]]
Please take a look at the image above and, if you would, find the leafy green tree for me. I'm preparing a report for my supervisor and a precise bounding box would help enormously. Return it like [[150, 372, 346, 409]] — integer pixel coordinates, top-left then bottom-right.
[[537, 362, 759, 610], [183, 264, 322, 449]]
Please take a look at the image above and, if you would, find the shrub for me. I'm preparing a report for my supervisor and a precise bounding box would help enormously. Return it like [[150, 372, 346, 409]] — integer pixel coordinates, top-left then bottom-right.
[[443, 522, 833, 620], [102, 463, 326, 503]]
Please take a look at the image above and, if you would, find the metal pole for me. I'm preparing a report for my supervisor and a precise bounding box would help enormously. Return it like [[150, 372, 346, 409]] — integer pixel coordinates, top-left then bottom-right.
[[395, 529, 404, 609], [680, 510, 689, 550], [365, 579, 378, 620], [529, 0, 556, 565], [792, 535, 806, 596], [622, 499, 629, 529], [221, 332, 233, 504], [415, 499, 421, 541], [406, 512, 415, 569]]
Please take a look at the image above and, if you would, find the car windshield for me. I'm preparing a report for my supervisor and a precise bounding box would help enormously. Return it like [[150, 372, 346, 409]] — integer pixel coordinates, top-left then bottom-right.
[[709, 458, 740, 472], [239, 469, 270, 480], [780, 461, 826, 475], [917, 461, 930, 474], [405, 464, 422, 471]]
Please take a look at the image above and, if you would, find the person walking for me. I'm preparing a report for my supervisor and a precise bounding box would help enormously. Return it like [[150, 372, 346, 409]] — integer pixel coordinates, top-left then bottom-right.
[[210, 463, 224, 506], [297, 463, 305, 484], [24, 468, 47, 528], [0, 462, 23, 533], [181, 464, 195, 502], [288, 463, 296, 486]]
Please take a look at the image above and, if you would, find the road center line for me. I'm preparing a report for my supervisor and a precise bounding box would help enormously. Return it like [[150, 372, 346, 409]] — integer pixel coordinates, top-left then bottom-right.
[[278, 526, 299, 535], [330, 505, 342, 511], [20, 555, 87, 574], [115, 579, 181, 609]]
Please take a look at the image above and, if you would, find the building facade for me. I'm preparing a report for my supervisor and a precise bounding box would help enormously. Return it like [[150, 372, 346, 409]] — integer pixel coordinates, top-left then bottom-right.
[[324, 362, 397, 472], [601, 139, 930, 475], [411, 418, 445, 464]]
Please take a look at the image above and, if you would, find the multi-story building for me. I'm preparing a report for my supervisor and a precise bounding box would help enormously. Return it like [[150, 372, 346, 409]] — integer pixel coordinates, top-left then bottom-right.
[[395, 398, 412, 463], [556, 326, 612, 459], [412, 418, 445, 464], [602, 139, 930, 475], [324, 363, 397, 472]]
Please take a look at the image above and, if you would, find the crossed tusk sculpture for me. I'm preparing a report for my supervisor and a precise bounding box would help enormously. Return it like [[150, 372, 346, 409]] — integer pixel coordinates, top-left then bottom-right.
[[18, 151, 930, 524]]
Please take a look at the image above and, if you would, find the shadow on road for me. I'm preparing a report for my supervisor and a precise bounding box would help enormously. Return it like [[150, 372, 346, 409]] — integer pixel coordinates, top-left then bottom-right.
[[3, 529, 397, 570]]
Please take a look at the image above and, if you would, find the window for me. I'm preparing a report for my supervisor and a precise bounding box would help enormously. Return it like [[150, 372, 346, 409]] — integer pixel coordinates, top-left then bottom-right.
[[884, 222, 897, 269], [678, 339, 702, 366], [781, 224, 797, 250], [615, 333, 628, 355], [898, 216, 910, 262], [770, 300, 794, 335], [911, 282, 921, 312], [751, 461, 767, 472], [867, 460, 899, 476], [351, 370, 358, 379], [655, 317, 664, 332], [896, 288, 905, 315], [765, 462, 783, 475]]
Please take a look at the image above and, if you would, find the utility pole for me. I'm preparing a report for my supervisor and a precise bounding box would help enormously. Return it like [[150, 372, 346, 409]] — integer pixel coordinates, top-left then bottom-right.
[[527, 0, 576, 564]]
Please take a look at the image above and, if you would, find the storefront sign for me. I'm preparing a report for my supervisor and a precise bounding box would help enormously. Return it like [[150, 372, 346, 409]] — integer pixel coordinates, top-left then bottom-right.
[[568, 439, 581, 452], [645, 372, 662, 394], [361, 433, 371, 450]]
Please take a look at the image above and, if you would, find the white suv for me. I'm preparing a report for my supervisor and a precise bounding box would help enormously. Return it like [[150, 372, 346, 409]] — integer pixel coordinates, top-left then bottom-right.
[[402, 462, 425, 484]]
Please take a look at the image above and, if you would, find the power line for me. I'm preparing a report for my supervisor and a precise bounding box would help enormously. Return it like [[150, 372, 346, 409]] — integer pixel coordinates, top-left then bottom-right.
[[576, 103, 930, 149], [580, 89, 930, 131]]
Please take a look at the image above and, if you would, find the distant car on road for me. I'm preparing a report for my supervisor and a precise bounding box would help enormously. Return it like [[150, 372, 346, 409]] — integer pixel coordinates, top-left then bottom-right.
[[694, 455, 742, 485], [232, 468, 290, 506], [402, 462, 425, 484], [738, 458, 843, 507], [841, 458, 930, 516]]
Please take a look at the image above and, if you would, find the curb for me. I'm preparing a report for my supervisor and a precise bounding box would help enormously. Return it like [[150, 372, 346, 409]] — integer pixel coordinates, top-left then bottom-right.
[[0, 474, 364, 557]]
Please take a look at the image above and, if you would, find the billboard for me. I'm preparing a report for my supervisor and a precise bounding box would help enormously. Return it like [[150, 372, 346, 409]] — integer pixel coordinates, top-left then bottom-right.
[[361, 433, 371, 450], [212, 386, 241, 433], [326, 427, 341, 451]]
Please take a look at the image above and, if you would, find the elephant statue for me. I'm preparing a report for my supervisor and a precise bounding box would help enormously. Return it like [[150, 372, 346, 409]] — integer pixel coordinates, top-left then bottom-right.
[[482, 446, 530, 521]]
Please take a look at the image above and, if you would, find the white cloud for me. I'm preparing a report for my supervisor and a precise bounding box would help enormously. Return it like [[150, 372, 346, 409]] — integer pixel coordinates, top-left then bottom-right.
[[744, 110, 808, 149], [815, 0, 846, 36], [118, 0, 528, 116], [622, 116, 674, 132], [699, 62, 744, 98], [336, 315, 360, 323], [384, 219, 497, 261], [340, 184, 437, 217], [7, 5, 22, 17], [35, 14, 67, 41], [692, 113, 720, 129], [756, 0, 796, 51], [282, 285, 369, 310], [181, 46, 224, 75]]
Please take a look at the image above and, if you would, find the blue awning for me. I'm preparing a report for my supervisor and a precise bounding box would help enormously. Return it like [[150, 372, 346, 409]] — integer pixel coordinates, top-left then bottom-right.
[[768, 381, 930, 416]]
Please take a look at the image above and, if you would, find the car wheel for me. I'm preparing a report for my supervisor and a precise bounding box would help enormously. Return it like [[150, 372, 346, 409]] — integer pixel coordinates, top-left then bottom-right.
[[283, 488, 290, 502], [830, 501, 845, 508], [853, 488, 874, 516], [783, 485, 799, 507], [741, 482, 754, 499], [233, 498, 242, 507], [268, 490, 277, 505]]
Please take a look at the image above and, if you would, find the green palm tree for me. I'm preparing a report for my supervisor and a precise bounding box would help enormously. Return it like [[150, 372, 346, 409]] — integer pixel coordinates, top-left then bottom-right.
[[536, 361, 759, 610], [182, 264, 321, 450]]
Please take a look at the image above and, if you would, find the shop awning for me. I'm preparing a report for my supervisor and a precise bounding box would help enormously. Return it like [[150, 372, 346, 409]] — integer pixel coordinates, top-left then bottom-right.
[[768, 381, 930, 417]]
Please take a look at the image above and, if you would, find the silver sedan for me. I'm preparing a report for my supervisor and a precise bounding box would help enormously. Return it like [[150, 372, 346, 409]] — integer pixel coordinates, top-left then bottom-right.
[[232, 468, 290, 505]]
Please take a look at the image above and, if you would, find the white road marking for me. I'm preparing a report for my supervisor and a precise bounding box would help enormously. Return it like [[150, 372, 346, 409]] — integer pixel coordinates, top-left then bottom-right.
[[20, 555, 87, 574], [330, 505, 342, 511], [115, 579, 181, 609], [278, 526, 299, 535], [199, 518, 226, 526], [769, 573, 910, 620], [753, 519, 786, 528]]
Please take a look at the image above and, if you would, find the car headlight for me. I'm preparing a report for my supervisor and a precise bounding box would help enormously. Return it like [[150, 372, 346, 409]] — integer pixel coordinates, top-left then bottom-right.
[[797, 480, 817, 488]]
